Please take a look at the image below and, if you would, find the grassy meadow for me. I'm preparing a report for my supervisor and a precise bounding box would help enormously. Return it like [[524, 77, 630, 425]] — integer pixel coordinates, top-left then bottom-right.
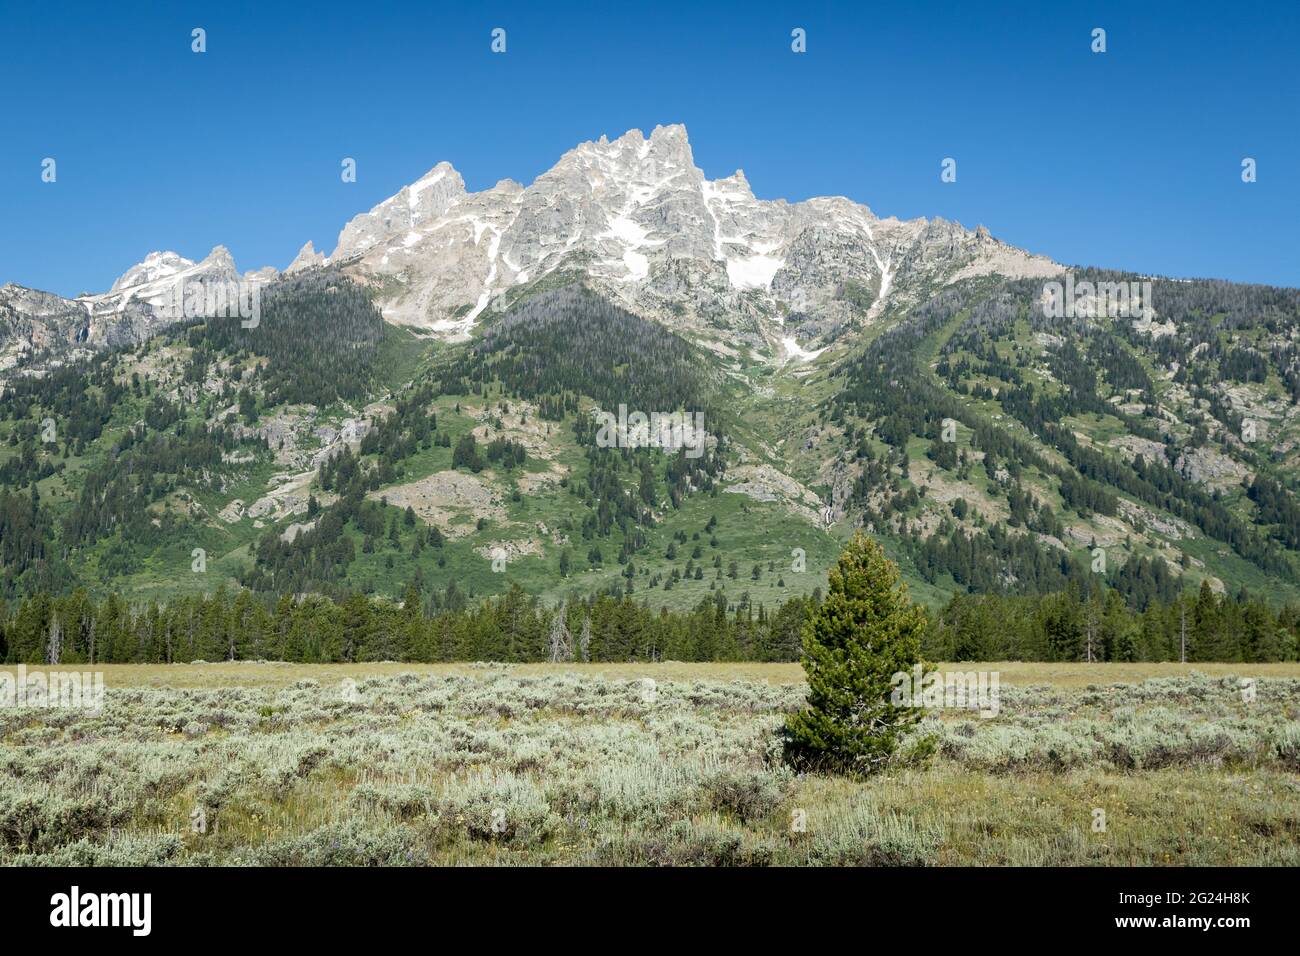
[[1, 662, 1298, 866]]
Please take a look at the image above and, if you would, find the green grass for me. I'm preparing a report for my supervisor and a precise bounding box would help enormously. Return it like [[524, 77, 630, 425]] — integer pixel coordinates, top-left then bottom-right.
[[373, 323, 438, 392]]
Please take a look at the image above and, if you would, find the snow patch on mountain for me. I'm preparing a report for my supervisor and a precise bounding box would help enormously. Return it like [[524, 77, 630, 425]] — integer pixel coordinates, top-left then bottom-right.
[[323, 125, 1061, 352], [110, 251, 195, 293]]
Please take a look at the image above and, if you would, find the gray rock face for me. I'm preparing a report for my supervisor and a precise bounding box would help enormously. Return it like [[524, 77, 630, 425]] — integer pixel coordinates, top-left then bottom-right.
[[0, 284, 97, 372], [333, 162, 467, 262], [1, 245, 274, 380], [329, 124, 1062, 353], [1175, 445, 1253, 490], [285, 241, 326, 273]]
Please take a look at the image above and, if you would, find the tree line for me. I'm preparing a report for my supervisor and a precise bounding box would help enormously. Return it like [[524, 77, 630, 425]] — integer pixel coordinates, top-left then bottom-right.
[[3, 574, 1296, 665]]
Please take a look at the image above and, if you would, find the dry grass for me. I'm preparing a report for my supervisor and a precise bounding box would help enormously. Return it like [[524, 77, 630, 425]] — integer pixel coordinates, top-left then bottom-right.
[[6, 659, 1300, 689], [1, 663, 1297, 866]]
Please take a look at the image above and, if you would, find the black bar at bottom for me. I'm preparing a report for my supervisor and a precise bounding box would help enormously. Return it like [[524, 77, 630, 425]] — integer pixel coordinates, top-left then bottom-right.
[[0, 866, 1281, 942]]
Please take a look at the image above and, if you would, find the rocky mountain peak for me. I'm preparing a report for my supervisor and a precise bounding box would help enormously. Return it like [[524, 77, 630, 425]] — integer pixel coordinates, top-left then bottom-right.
[[323, 125, 1060, 349], [109, 250, 195, 293], [286, 241, 326, 274], [332, 161, 467, 261], [199, 245, 238, 271]]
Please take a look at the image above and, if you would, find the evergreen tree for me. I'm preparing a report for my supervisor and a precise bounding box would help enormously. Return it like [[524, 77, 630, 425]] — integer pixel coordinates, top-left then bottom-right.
[[781, 532, 930, 776]]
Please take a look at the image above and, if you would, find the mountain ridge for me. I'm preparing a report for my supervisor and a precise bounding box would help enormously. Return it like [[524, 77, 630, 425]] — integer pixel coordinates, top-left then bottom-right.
[[4, 130, 1300, 621], [1, 125, 1060, 374]]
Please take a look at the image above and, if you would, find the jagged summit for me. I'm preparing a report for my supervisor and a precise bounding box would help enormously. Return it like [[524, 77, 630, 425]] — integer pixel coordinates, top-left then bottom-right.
[[105, 245, 244, 297], [333, 161, 467, 261], [109, 251, 194, 293], [286, 241, 326, 274], [321, 124, 1060, 347]]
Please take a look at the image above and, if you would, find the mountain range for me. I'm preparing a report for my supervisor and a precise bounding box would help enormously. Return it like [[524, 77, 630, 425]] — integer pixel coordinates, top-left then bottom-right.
[[2, 124, 1059, 369], [3, 125, 1299, 615]]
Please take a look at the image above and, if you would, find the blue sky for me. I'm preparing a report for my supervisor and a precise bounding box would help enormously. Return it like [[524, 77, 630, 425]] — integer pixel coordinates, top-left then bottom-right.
[[2, 0, 1297, 297]]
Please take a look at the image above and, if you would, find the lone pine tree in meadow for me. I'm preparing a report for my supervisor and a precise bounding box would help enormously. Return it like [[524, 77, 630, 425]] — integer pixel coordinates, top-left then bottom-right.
[[782, 531, 930, 775]]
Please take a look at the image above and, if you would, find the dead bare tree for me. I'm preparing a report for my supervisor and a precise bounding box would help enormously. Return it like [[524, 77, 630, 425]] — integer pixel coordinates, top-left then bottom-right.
[[548, 602, 572, 663]]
